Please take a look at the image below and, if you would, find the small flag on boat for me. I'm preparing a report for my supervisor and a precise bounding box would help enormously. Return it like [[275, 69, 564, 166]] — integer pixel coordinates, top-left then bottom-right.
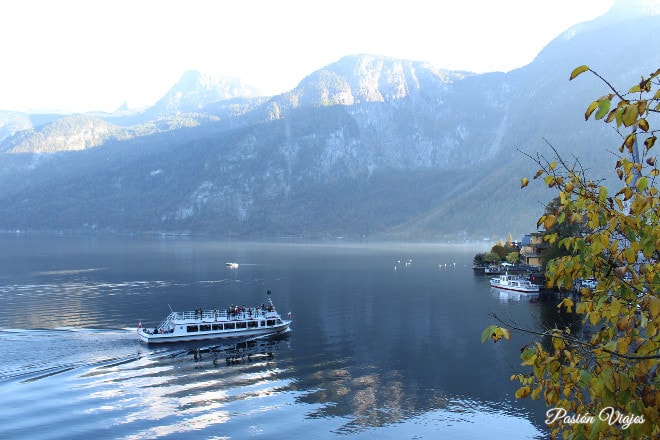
[[288, 311, 292, 318], [137, 320, 141, 329]]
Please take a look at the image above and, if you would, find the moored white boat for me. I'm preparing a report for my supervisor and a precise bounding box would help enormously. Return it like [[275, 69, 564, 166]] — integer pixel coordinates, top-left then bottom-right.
[[137, 292, 291, 343], [489, 273, 540, 293]]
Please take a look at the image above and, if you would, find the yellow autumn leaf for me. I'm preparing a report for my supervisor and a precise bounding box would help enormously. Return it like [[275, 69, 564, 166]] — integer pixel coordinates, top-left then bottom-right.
[[481, 326, 510, 343], [515, 386, 531, 399], [617, 316, 629, 331], [605, 108, 618, 123], [521, 178, 529, 189], [617, 337, 630, 355], [570, 65, 590, 80], [622, 104, 639, 127], [544, 214, 557, 230], [558, 297, 574, 313], [609, 298, 621, 319], [585, 100, 599, 120], [649, 295, 660, 319], [537, 215, 546, 229]]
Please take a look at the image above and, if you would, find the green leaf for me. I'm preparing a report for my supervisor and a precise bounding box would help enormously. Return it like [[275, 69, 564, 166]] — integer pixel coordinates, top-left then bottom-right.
[[579, 370, 591, 387], [590, 417, 605, 438], [521, 347, 536, 364], [595, 99, 611, 120], [481, 325, 497, 343], [602, 387, 617, 407], [590, 377, 604, 395], [570, 65, 590, 80], [618, 389, 632, 406]]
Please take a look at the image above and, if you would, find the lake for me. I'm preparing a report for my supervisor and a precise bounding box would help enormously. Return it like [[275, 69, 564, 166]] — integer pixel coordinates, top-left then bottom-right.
[[0, 234, 557, 439]]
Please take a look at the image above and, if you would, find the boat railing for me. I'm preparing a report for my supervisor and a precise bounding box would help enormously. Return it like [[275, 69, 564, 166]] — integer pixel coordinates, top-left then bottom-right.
[[168, 307, 277, 323]]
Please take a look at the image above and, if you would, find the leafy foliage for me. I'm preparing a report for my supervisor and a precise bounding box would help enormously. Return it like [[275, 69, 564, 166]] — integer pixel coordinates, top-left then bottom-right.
[[484, 66, 660, 439], [540, 196, 588, 269], [506, 251, 520, 264], [473, 241, 521, 266]]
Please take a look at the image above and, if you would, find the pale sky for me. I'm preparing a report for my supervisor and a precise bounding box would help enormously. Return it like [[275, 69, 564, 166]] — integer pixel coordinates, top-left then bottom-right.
[[0, 0, 618, 113]]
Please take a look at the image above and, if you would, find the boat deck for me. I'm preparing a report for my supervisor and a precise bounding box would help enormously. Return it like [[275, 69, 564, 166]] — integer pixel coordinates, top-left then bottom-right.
[[168, 307, 275, 323]]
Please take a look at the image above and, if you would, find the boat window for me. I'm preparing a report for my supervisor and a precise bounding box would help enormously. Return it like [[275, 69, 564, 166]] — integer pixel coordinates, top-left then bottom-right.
[[212, 324, 222, 331], [224, 322, 235, 330], [236, 322, 247, 329], [200, 324, 211, 332], [276, 319, 282, 325], [187, 325, 199, 333], [267, 319, 275, 326], [247, 321, 258, 328]]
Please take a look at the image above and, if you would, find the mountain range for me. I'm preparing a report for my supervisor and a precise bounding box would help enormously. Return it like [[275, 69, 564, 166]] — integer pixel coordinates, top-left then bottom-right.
[[1, 0, 659, 241]]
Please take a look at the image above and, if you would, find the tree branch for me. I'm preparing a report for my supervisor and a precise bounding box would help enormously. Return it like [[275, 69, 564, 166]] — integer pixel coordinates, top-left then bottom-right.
[[489, 312, 660, 361]]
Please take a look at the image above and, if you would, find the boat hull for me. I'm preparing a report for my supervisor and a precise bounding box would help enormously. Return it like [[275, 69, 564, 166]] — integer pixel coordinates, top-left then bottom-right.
[[489, 284, 539, 294], [137, 321, 291, 343], [489, 274, 540, 294]]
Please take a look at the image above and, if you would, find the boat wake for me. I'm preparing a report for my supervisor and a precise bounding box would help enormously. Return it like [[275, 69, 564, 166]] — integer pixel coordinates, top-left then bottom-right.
[[31, 267, 106, 276], [0, 327, 289, 383], [0, 327, 140, 383]]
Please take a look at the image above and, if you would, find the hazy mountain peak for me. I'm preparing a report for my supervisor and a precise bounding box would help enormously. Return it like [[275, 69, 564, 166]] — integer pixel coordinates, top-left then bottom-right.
[[150, 70, 262, 116], [272, 54, 466, 111], [566, 0, 660, 32], [174, 71, 258, 95], [539, 0, 660, 60], [610, 0, 660, 16]]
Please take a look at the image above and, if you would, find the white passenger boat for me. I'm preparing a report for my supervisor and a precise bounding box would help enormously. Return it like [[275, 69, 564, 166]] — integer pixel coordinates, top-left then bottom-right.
[[489, 273, 540, 293], [137, 292, 291, 343]]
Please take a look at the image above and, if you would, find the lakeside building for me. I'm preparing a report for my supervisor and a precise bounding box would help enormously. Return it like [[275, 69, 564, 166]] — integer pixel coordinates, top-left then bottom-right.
[[519, 232, 548, 268]]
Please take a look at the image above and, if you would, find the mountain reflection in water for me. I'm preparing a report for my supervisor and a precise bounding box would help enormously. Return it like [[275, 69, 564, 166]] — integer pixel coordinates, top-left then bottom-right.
[[0, 235, 549, 439]]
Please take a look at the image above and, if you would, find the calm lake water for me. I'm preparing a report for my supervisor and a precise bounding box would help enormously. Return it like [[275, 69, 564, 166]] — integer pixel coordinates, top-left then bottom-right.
[[0, 234, 558, 439]]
